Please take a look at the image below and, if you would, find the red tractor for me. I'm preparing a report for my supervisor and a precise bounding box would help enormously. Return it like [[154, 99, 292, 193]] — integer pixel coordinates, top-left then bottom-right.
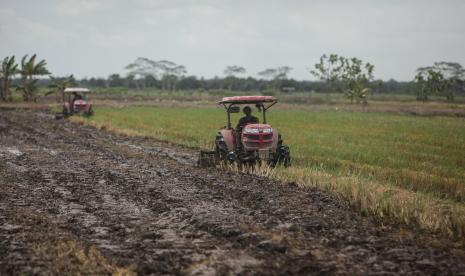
[[199, 96, 291, 167], [62, 87, 93, 117]]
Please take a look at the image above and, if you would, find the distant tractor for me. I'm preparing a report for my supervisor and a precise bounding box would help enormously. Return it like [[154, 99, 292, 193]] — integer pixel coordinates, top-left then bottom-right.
[[199, 96, 291, 167], [62, 88, 93, 117]]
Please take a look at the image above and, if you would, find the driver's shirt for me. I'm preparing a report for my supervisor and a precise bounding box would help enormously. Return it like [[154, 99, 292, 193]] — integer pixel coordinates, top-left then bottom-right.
[[237, 116, 259, 130]]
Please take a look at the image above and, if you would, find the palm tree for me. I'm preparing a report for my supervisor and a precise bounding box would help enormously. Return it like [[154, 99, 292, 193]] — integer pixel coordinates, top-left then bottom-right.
[[47, 75, 77, 102], [17, 54, 50, 102], [0, 56, 19, 101]]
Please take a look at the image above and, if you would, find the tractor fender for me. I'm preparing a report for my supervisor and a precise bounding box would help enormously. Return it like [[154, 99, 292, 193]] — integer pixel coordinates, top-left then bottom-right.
[[271, 129, 279, 151], [219, 129, 235, 151]]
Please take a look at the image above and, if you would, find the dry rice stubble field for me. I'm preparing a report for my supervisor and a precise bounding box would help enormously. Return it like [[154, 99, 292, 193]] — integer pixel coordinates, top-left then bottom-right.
[[72, 105, 465, 239]]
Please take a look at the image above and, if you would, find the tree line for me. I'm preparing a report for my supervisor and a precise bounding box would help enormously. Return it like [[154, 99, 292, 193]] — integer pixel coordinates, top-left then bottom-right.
[[414, 62, 465, 102], [1, 54, 464, 103]]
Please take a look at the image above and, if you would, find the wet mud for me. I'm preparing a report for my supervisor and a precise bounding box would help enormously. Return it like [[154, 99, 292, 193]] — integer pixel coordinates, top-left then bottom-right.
[[1, 108, 464, 275]]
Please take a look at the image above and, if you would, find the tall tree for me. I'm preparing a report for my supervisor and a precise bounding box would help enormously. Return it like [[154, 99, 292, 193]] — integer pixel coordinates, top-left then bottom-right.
[[310, 54, 345, 83], [0, 56, 19, 101], [310, 54, 375, 103], [124, 57, 158, 89], [414, 69, 449, 102], [257, 68, 276, 79], [274, 66, 293, 79], [156, 60, 187, 92], [108, 73, 125, 87], [417, 62, 464, 101], [224, 65, 246, 90], [258, 66, 292, 91], [17, 54, 50, 102]]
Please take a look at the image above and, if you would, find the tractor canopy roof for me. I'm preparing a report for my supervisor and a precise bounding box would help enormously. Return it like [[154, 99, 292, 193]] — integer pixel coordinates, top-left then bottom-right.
[[64, 87, 91, 93], [219, 95, 277, 104]]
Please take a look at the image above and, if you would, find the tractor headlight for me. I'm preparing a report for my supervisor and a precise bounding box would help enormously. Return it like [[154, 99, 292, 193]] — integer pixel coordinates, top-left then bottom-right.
[[227, 151, 236, 161], [244, 128, 259, 134], [262, 128, 273, 134]]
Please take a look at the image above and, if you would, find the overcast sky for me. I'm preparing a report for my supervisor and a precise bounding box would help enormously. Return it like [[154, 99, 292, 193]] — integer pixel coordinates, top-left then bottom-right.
[[1, 0, 464, 81]]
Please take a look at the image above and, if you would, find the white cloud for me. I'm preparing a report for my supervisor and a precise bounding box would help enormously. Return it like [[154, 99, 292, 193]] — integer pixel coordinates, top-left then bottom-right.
[[55, 0, 106, 16]]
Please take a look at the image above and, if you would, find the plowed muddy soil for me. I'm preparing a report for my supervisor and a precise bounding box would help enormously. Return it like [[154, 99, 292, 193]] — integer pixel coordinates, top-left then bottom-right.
[[1, 108, 464, 275]]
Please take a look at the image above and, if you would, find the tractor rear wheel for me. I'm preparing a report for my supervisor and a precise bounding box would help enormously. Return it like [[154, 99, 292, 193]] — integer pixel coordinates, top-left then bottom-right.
[[276, 145, 291, 167]]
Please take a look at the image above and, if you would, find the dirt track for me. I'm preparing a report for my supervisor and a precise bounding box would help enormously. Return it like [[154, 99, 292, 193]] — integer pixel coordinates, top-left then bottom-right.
[[1, 109, 464, 275]]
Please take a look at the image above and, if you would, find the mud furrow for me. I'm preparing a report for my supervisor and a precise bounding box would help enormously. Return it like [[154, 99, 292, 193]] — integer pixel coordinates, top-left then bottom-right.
[[1, 109, 465, 275]]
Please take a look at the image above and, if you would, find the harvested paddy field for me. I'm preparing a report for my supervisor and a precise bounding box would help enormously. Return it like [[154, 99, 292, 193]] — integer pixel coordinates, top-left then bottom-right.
[[73, 106, 465, 239], [1, 108, 465, 275]]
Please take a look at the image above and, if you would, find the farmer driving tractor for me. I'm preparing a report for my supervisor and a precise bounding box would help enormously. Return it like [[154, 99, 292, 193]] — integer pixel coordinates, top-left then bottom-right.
[[236, 106, 259, 148], [236, 106, 259, 130], [71, 92, 82, 113]]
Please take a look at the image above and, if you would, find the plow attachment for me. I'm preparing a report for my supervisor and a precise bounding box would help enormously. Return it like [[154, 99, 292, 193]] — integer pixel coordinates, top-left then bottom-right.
[[198, 150, 217, 167]]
